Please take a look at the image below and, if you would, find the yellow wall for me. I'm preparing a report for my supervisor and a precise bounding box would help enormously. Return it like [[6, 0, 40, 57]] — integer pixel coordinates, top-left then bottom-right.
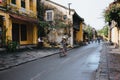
[[33, 25, 38, 44], [76, 23, 83, 42], [0, 11, 12, 41], [8, 0, 37, 18], [0, 0, 38, 45], [21, 24, 38, 45], [6, 14, 12, 41], [11, 21, 38, 45]]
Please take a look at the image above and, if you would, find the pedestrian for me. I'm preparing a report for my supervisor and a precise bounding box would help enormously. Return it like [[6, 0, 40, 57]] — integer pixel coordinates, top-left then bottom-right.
[[97, 36, 100, 44], [38, 37, 44, 48]]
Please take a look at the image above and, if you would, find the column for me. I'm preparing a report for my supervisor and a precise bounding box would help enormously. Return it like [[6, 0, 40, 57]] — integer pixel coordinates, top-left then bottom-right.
[[16, 0, 21, 9], [5, 14, 12, 41], [33, 0, 37, 16], [33, 24, 38, 44], [25, 0, 30, 11]]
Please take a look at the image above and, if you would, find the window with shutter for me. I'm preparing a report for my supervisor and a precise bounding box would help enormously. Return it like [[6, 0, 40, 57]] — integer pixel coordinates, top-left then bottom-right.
[[45, 10, 54, 21], [11, 0, 16, 4], [21, 0, 25, 8]]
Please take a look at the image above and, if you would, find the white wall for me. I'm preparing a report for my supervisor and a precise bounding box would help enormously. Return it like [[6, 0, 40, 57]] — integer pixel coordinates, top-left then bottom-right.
[[42, 0, 75, 46]]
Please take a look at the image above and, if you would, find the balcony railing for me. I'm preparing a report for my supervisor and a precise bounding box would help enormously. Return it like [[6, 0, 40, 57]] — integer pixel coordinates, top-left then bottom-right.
[[0, 0, 7, 10], [0, 0, 37, 18]]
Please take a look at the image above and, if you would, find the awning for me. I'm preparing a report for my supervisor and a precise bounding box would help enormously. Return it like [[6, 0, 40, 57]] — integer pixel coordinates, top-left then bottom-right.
[[9, 13, 39, 24], [73, 25, 80, 31]]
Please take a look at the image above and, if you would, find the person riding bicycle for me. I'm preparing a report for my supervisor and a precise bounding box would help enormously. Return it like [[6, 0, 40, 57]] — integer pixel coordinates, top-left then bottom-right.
[[60, 37, 67, 56]]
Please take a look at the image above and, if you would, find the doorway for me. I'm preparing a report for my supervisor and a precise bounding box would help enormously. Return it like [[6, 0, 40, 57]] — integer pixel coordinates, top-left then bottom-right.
[[0, 16, 4, 47], [12, 23, 20, 43]]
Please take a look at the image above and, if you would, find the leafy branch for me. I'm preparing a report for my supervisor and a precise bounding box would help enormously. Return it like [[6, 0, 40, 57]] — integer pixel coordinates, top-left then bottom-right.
[[104, 3, 120, 27]]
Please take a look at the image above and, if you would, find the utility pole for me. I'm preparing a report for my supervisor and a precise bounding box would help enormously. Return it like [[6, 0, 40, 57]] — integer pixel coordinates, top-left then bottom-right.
[[68, 3, 72, 15]]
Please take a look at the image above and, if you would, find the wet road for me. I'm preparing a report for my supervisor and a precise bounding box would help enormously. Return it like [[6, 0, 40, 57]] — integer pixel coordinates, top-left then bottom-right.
[[0, 43, 101, 80]]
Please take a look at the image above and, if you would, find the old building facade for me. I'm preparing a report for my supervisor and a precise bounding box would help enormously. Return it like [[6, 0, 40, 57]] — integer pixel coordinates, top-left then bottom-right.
[[40, 0, 84, 47], [0, 0, 38, 48]]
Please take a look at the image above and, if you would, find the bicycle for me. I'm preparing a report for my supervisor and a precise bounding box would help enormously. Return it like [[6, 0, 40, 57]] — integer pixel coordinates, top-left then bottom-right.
[[59, 47, 67, 57]]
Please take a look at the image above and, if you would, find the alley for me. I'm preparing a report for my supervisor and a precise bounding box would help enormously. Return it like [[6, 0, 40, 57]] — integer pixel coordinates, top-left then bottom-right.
[[0, 42, 101, 80]]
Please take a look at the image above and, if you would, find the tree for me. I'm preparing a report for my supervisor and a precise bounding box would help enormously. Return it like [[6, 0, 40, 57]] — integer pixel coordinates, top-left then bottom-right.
[[97, 25, 108, 37], [37, 0, 44, 21], [37, 0, 47, 37], [104, 3, 120, 27], [84, 25, 94, 40]]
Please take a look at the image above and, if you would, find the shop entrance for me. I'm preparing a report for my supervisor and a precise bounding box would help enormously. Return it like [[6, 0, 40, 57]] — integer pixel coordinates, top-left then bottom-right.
[[0, 16, 4, 47], [0, 25, 2, 47], [12, 23, 20, 43]]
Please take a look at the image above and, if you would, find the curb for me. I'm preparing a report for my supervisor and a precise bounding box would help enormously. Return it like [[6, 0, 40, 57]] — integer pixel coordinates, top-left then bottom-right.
[[0, 46, 82, 71], [0, 51, 59, 71]]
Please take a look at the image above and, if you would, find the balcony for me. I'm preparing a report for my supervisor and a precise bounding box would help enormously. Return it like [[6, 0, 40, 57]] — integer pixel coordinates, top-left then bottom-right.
[[0, 0, 7, 10], [19, 9, 37, 18], [0, 0, 37, 19]]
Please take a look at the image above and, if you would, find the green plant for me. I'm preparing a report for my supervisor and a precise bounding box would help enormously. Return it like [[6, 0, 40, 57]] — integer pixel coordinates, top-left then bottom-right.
[[98, 25, 108, 37], [38, 21, 50, 37], [53, 21, 67, 28], [84, 25, 95, 39], [7, 40, 18, 52], [39, 21, 50, 27], [37, 0, 44, 21], [104, 4, 120, 27]]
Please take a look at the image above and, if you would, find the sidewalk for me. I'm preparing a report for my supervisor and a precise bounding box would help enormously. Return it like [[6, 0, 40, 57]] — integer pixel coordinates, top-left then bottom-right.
[[95, 42, 120, 80], [0, 48, 60, 71]]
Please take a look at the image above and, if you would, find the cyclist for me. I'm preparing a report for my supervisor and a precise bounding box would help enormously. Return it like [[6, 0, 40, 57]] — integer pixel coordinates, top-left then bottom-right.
[[60, 37, 67, 56]]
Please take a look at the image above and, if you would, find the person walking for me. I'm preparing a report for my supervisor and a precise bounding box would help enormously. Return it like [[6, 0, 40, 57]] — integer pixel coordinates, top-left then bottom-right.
[[38, 37, 44, 48], [97, 36, 100, 44]]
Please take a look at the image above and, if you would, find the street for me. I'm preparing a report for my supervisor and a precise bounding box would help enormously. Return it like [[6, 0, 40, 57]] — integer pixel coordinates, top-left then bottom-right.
[[0, 42, 102, 80]]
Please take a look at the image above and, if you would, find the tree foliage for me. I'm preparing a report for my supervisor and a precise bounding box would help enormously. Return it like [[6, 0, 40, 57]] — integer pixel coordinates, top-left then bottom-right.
[[37, 0, 47, 37], [37, 0, 44, 21], [98, 25, 108, 37], [84, 25, 94, 39], [104, 3, 120, 27]]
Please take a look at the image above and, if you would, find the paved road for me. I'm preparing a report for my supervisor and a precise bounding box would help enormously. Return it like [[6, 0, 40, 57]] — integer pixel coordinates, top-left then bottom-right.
[[0, 43, 101, 80]]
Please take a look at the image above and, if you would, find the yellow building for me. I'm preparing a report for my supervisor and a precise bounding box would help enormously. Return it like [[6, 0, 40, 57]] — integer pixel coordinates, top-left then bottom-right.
[[73, 12, 84, 44], [0, 0, 38, 47], [76, 22, 83, 42]]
